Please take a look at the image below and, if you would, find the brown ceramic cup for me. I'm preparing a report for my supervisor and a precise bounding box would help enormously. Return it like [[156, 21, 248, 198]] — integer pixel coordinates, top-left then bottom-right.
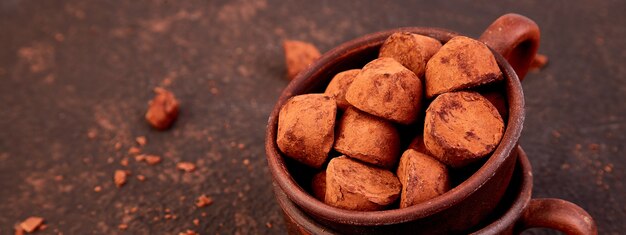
[[266, 13, 543, 233], [275, 147, 598, 235]]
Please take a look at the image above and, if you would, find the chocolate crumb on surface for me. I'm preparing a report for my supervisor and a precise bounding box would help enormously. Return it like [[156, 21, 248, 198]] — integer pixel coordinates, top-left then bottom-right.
[[145, 87, 180, 130], [19, 217, 44, 233], [135, 136, 147, 146], [114, 170, 128, 188], [195, 195, 213, 208], [177, 162, 196, 172]]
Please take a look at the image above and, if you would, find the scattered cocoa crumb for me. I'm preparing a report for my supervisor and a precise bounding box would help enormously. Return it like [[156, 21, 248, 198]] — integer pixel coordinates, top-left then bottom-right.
[[164, 208, 171, 213], [604, 164, 614, 173], [136, 175, 146, 181], [177, 162, 196, 172], [164, 214, 173, 220], [114, 142, 122, 151], [107, 157, 114, 164], [145, 87, 180, 130], [178, 230, 199, 235], [242, 159, 250, 166], [130, 207, 138, 213], [589, 143, 600, 151], [195, 195, 213, 208], [87, 128, 98, 139], [114, 170, 128, 187], [135, 136, 147, 146], [128, 147, 141, 154], [54, 175, 64, 181], [54, 33, 65, 42], [94, 186, 102, 192], [561, 163, 571, 170], [529, 53, 548, 72], [266, 222, 273, 228], [193, 219, 200, 226], [20, 217, 44, 233], [120, 157, 129, 166], [200, 212, 207, 217], [144, 155, 162, 165], [135, 154, 146, 162], [118, 223, 128, 230], [237, 143, 245, 149], [38, 224, 47, 231]]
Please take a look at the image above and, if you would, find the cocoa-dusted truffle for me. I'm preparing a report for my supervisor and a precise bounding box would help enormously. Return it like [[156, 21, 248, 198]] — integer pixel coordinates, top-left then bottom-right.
[[396, 149, 450, 208], [324, 69, 360, 110], [334, 107, 400, 169], [277, 94, 337, 168], [311, 171, 326, 201], [424, 91, 504, 167], [424, 36, 503, 98], [325, 156, 401, 211], [283, 40, 321, 80], [379, 32, 442, 78], [345, 57, 423, 124]]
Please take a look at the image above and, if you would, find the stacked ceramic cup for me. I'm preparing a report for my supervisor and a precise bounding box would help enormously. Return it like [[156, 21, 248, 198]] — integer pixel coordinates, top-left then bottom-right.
[[265, 14, 597, 235]]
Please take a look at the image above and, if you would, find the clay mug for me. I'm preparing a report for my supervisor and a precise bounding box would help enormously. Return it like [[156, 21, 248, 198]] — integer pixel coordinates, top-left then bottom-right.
[[265, 13, 587, 234], [275, 147, 597, 235]]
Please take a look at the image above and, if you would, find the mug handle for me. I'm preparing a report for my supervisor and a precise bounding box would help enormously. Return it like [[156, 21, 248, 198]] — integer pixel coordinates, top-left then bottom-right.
[[515, 198, 598, 235], [479, 13, 540, 81]]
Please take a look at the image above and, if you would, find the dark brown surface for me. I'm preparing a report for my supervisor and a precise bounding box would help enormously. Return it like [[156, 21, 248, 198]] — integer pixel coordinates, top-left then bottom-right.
[[0, 0, 624, 234]]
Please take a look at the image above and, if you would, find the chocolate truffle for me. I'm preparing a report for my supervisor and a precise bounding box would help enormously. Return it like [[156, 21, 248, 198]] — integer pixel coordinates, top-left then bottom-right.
[[423, 91, 504, 168], [277, 94, 336, 168]]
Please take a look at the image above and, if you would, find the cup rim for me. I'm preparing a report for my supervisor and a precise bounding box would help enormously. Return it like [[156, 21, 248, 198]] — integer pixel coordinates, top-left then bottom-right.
[[265, 27, 525, 225]]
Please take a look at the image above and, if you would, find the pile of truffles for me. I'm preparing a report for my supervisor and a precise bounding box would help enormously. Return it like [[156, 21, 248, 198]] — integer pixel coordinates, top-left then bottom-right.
[[277, 32, 506, 211]]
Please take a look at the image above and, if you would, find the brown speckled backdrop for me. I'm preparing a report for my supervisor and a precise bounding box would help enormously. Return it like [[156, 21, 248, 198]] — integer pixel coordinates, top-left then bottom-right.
[[0, 0, 624, 234]]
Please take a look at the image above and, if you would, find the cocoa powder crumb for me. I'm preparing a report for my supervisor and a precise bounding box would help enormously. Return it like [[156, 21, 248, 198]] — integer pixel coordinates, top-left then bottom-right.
[[118, 223, 128, 230], [266, 222, 273, 228], [94, 186, 102, 192], [114, 142, 122, 151], [193, 219, 200, 226], [144, 155, 162, 165], [135, 136, 147, 146], [136, 175, 146, 181], [135, 154, 146, 162], [177, 162, 196, 172], [120, 157, 129, 166], [178, 230, 198, 235], [128, 147, 141, 155], [114, 170, 128, 187], [195, 195, 213, 208], [589, 143, 600, 151], [242, 159, 250, 166], [145, 87, 180, 130], [20, 217, 44, 233], [87, 128, 98, 139]]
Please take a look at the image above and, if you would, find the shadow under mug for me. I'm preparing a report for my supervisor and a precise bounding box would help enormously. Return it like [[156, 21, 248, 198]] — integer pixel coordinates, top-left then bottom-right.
[[264, 13, 590, 234], [275, 146, 597, 235]]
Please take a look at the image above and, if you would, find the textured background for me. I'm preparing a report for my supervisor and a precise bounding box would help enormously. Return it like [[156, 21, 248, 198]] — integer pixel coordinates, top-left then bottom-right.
[[0, 0, 624, 234]]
